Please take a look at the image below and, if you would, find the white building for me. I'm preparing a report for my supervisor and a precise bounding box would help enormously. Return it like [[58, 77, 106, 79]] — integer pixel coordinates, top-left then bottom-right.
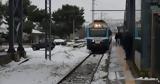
[[0, 18, 8, 34]]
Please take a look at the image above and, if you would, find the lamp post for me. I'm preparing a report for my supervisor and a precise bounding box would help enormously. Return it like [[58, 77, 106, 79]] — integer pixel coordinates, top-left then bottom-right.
[[92, 0, 95, 22], [73, 18, 75, 41], [8, 0, 26, 61], [45, 0, 52, 60]]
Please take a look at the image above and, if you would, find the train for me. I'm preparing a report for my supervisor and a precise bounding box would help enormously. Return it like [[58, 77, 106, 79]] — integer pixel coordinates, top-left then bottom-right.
[[85, 20, 111, 54]]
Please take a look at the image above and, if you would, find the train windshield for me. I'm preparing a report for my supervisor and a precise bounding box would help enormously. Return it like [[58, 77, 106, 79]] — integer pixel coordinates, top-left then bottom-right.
[[89, 28, 107, 37]]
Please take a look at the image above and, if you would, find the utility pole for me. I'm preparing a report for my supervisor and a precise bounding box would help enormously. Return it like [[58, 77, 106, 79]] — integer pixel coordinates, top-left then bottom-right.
[[49, 0, 52, 60], [72, 7, 76, 41], [92, 0, 95, 22], [73, 19, 75, 40], [45, 0, 47, 60], [17, 0, 26, 59], [8, 0, 16, 57], [8, 0, 26, 62], [100, 12, 103, 20], [45, 0, 52, 60]]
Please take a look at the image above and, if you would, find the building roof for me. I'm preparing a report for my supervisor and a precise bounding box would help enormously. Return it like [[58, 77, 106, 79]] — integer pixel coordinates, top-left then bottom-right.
[[32, 29, 43, 34], [0, 23, 8, 34]]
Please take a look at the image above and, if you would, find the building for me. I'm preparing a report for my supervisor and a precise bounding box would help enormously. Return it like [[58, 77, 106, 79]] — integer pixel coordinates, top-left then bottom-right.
[[134, 0, 160, 77], [0, 18, 8, 34], [31, 29, 45, 43]]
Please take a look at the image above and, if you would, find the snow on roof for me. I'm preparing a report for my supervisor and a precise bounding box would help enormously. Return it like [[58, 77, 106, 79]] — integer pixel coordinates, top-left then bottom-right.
[[32, 29, 43, 34], [1, 18, 7, 23], [0, 23, 8, 34], [33, 22, 43, 30]]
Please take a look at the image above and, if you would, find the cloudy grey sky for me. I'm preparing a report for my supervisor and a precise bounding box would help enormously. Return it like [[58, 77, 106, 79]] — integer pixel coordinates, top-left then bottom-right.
[[2, 0, 126, 22]]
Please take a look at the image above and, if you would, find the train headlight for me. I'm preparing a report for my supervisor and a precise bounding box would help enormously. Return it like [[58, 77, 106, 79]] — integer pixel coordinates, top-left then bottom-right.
[[92, 40, 95, 42], [94, 24, 102, 28]]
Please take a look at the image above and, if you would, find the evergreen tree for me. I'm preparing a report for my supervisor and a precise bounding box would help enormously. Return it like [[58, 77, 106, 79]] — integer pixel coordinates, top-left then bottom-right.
[[23, 20, 35, 34], [52, 4, 85, 37], [0, 1, 7, 19]]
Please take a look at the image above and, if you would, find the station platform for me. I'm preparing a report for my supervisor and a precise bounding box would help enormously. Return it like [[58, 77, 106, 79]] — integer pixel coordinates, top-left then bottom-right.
[[108, 46, 158, 84]]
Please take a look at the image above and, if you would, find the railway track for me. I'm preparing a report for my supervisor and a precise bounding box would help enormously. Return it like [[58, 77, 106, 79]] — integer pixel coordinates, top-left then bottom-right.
[[57, 53, 105, 84]]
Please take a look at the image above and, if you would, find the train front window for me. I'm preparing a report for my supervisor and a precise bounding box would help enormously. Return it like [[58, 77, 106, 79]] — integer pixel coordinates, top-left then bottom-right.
[[89, 28, 106, 37]]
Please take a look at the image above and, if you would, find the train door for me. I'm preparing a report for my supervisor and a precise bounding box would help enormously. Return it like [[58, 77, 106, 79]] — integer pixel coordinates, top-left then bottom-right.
[[151, 12, 160, 77]]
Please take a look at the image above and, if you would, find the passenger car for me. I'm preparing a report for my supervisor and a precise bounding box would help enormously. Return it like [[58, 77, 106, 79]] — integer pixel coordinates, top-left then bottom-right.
[[31, 41, 55, 51], [53, 39, 67, 45]]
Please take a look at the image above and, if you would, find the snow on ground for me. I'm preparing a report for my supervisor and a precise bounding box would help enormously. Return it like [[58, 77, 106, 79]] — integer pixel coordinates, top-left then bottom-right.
[[91, 53, 109, 84], [136, 77, 160, 83], [0, 45, 89, 84]]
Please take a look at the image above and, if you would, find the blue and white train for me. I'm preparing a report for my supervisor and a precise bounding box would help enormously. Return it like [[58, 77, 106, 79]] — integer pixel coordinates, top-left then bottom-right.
[[85, 20, 111, 54]]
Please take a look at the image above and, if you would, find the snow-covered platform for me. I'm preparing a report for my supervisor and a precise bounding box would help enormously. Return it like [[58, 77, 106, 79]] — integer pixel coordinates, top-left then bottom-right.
[[108, 46, 159, 84], [108, 46, 135, 84]]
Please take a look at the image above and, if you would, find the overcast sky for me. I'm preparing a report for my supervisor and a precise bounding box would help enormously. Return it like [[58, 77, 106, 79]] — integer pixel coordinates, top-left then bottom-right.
[[2, 0, 126, 22]]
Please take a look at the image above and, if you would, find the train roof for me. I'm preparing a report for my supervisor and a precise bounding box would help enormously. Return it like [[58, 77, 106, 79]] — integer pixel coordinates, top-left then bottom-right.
[[93, 20, 106, 23], [89, 20, 108, 28]]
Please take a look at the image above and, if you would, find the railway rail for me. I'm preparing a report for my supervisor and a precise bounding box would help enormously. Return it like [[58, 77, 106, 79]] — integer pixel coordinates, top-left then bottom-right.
[[57, 53, 105, 84]]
